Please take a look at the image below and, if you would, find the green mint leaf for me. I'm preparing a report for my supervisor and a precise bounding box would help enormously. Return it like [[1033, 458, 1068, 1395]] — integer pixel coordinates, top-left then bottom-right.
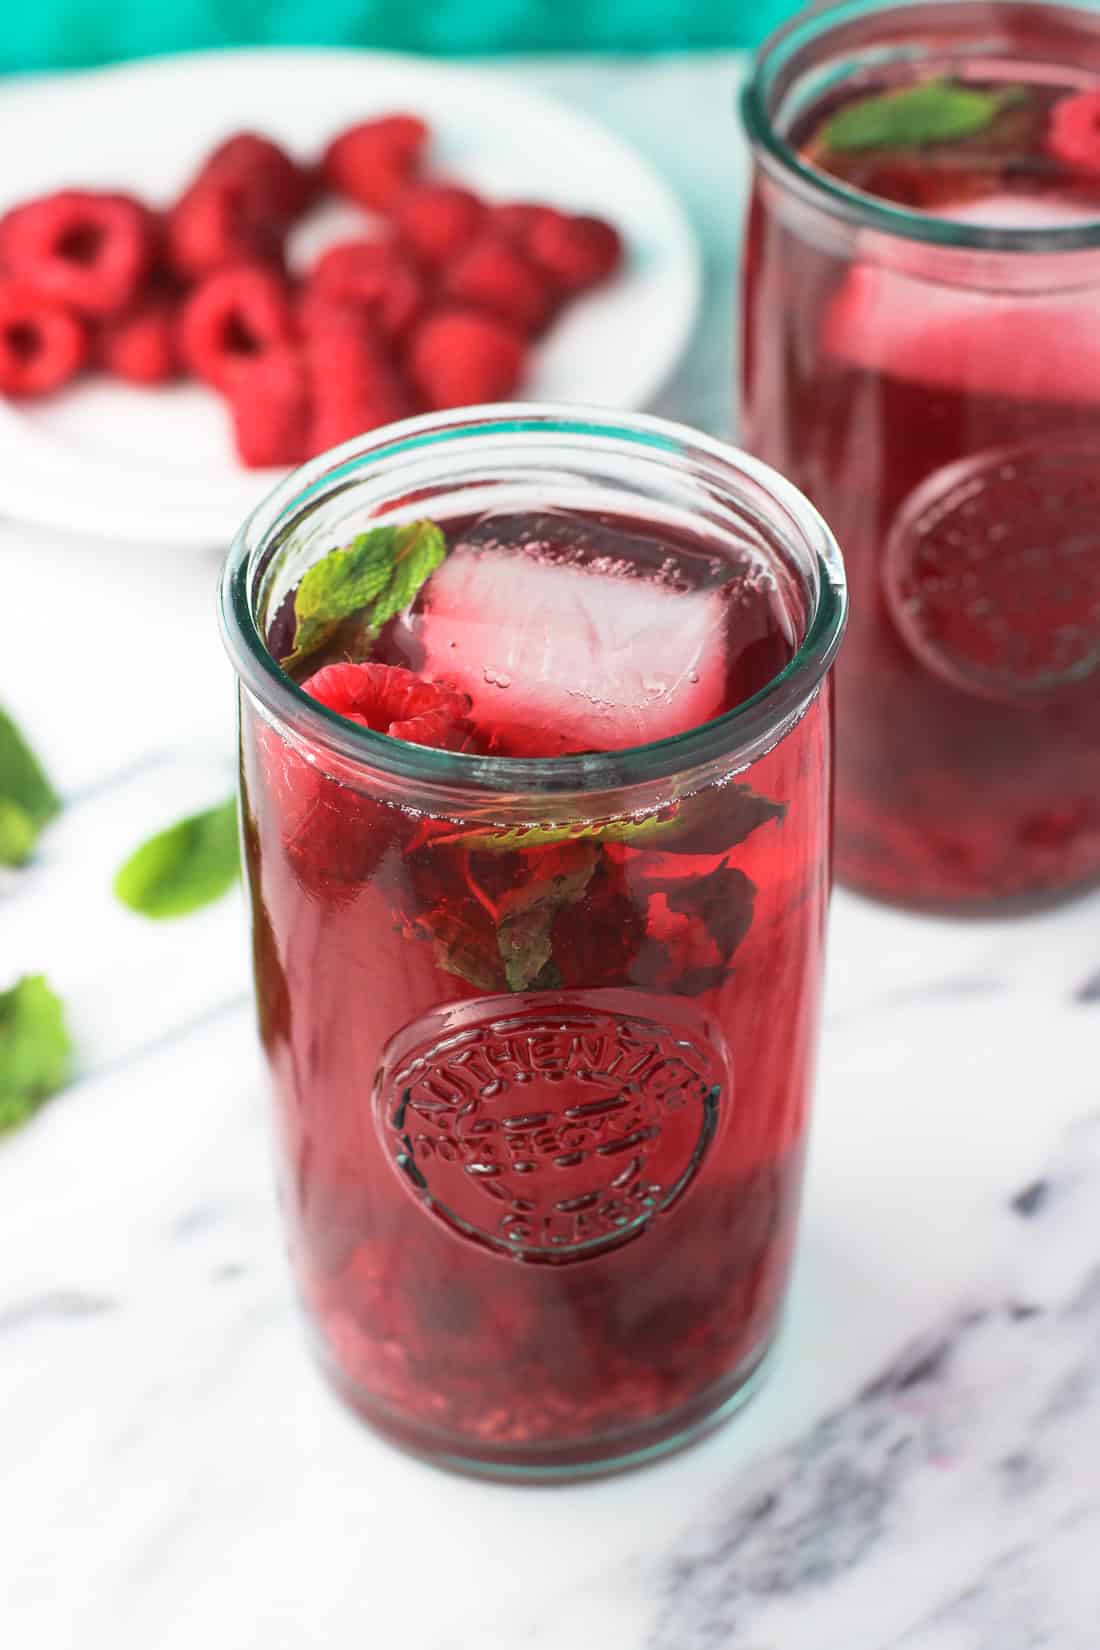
[[820, 79, 1014, 153], [0, 799, 36, 868], [366, 521, 447, 630], [0, 706, 60, 864], [433, 783, 784, 858], [496, 846, 598, 993], [438, 813, 677, 854], [0, 975, 72, 1135], [282, 520, 446, 670], [114, 797, 240, 919]]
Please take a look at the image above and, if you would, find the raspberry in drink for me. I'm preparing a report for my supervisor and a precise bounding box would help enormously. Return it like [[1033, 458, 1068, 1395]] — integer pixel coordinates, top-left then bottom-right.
[[221, 411, 845, 1477], [741, 0, 1100, 907]]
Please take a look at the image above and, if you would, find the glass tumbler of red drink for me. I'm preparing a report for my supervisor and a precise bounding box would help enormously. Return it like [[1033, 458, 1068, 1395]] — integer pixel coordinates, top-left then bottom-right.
[[741, 0, 1100, 909], [219, 406, 846, 1478]]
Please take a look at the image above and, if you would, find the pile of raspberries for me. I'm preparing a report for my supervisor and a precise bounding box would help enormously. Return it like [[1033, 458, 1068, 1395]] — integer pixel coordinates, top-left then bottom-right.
[[0, 115, 622, 467]]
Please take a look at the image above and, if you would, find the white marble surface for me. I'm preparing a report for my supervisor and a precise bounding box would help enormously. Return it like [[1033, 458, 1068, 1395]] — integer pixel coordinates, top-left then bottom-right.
[[3, 50, 1100, 1650]]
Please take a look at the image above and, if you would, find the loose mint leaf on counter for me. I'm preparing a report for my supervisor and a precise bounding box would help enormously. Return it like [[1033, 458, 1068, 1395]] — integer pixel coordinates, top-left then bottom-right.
[[0, 975, 72, 1135], [114, 797, 240, 919], [0, 799, 36, 868], [281, 520, 446, 671], [0, 705, 60, 865], [820, 79, 1023, 153]]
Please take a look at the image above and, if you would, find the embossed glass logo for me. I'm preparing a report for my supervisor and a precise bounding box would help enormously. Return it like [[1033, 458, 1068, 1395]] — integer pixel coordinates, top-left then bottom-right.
[[884, 441, 1100, 705], [373, 994, 728, 1261]]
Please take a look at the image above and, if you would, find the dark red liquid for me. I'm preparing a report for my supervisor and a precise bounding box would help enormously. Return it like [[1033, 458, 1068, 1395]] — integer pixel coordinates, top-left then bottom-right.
[[743, 57, 1100, 907], [241, 508, 832, 1471]]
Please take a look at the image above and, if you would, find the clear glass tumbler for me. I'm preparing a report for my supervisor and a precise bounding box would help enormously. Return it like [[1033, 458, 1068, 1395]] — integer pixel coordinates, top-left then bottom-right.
[[219, 407, 846, 1478], [741, 0, 1100, 909]]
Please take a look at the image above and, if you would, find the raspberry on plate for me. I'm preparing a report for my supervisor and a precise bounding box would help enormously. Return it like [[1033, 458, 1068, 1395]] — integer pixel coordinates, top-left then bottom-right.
[[322, 115, 429, 212], [1047, 89, 1100, 175], [407, 308, 526, 410], [302, 297, 416, 455], [526, 210, 623, 293], [203, 132, 313, 221], [179, 264, 297, 390], [226, 345, 310, 468], [307, 240, 424, 340], [167, 176, 279, 280], [0, 281, 88, 395], [0, 190, 156, 317], [167, 130, 310, 280], [441, 233, 555, 335], [489, 202, 557, 243], [98, 292, 179, 384], [392, 183, 486, 268], [302, 661, 474, 750]]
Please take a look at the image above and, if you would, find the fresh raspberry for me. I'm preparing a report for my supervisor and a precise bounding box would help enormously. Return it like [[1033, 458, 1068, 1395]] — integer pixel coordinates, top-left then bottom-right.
[[179, 264, 296, 390], [0, 190, 156, 317], [526, 210, 622, 293], [489, 202, 557, 243], [322, 114, 429, 212], [167, 131, 310, 280], [392, 183, 486, 268], [203, 132, 313, 220], [1047, 90, 1100, 176], [302, 298, 416, 455], [406, 308, 526, 410], [441, 233, 555, 334], [225, 345, 310, 468], [98, 292, 179, 384], [0, 282, 88, 395], [307, 240, 424, 339], [302, 661, 473, 749], [167, 176, 281, 280]]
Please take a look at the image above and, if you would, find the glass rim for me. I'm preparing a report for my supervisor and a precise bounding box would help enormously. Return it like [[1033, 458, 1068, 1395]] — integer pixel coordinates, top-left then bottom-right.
[[218, 403, 847, 799], [740, 0, 1100, 254]]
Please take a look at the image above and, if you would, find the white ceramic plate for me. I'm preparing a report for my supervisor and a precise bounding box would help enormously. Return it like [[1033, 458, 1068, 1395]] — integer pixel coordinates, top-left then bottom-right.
[[0, 48, 701, 548]]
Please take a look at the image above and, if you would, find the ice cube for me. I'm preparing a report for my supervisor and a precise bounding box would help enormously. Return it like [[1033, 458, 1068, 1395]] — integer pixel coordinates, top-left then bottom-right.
[[418, 523, 728, 756], [824, 260, 1100, 404]]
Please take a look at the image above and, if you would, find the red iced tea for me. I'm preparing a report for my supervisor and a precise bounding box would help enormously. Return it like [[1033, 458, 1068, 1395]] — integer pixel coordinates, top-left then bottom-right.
[[742, 1, 1100, 906], [223, 414, 844, 1476]]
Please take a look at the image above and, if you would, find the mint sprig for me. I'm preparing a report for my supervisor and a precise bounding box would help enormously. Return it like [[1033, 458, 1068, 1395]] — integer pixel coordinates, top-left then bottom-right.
[[280, 521, 446, 671], [0, 705, 60, 867], [0, 975, 72, 1135], [819, 79, 1024, 154], [115, 797, 240, 919]]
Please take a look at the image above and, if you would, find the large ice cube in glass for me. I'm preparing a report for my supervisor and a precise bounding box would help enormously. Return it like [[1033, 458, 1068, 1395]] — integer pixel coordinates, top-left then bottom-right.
[[417, 514, 729, 756]]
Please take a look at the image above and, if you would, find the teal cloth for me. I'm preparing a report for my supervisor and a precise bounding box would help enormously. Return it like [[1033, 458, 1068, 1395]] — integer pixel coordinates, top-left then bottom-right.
[[1, 1, 791, 75]]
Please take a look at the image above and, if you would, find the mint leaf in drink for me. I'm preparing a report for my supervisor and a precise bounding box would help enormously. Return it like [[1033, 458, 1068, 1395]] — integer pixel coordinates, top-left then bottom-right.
[[496, 845, 599, 992], [281, 521, 446, 670], [820, 79, 1020, 153], [665, 863, 756, 963], [114, 797, 240, 919], [662, 782, 785, 857], [414, 841, 599, 993], [434, 784, 783, 858], [0, 975, 72, 1134], [0, 705, 60, 865]]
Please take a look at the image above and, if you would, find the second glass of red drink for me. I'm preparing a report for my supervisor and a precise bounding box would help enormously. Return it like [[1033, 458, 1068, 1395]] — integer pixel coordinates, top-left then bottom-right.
[[742, 0, 1100, 910]]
